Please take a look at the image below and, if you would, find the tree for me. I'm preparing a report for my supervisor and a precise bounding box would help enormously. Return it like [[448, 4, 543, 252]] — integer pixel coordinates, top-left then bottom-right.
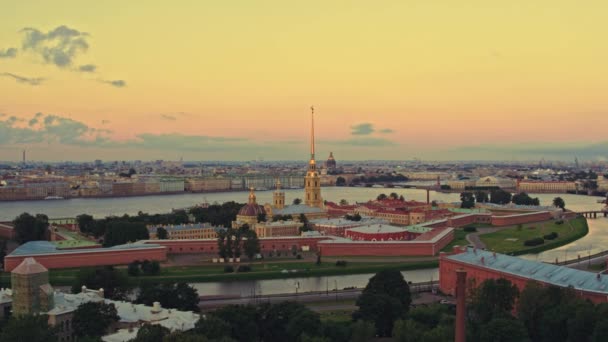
[[553, 197, 566, 210], [350, 320, 375, 342], [13, 212, 49, 244], [389, 192, 399, 200], [460, 192, 476, 209], [475, 191, 489, 203], [336, 177, 346, 186], [257, 212, 266, 223], [479, 317, 530, 342], [377, 193, 388, 201], [293, 198, 302, 205], [194, 315, 232, 340], [156, 227, 168, 239], [243, 230, 260, 260], [128, 261, 141, 276], [353, 270, 411, 336], [76, 214, 95, 234], [103, 221, 149, 247], [72, 302, 119, 338], [131, 323, 170, 342], [339, 199, 349, 206], [136, 282, 200, 312], [71, 266, 130, 300], [469, 278, 519, 325], [0, 314, 57, 342], [512, 192, 540, 206], [299, 214, 309, 232], [489, 189, 512, 205]]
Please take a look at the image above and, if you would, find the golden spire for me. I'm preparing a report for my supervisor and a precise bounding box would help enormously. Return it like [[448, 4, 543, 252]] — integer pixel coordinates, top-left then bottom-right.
[[248, 187, 256, 204], [309, 106, 316, 171], [275, 178, 281, 191]]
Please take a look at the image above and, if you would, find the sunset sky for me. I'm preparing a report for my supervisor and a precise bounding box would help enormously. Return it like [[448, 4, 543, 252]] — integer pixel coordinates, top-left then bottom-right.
[[1, 1, 607, 161]]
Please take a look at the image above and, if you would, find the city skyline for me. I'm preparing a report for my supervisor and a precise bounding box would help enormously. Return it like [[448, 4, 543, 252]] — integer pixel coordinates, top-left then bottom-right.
[[1, 1, 607, 161]]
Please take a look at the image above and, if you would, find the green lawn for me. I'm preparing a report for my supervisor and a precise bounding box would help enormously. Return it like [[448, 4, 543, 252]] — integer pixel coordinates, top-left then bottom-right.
[[480, 217, 589, 255], [441, 229, 469, 252]]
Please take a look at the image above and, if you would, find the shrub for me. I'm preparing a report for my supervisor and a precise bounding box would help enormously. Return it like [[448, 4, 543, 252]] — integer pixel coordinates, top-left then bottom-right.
[[543, 232, 559, 240], [223, 265, 234, 273], [127, 261, 140, 277], [237, 265, 252, 273], [335, 260, 348, 267], [524, 237, 544, 246], [555, 220, 564, 225], [463, 226, 477, 232], [296, 254, 302, 259]]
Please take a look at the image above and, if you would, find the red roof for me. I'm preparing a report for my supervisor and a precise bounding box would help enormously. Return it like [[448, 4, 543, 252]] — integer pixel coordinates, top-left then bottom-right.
[[12, 257, 48, 275]]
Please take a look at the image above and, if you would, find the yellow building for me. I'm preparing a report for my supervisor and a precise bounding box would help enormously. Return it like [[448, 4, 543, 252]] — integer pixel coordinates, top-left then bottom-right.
[[517, 180, 577, 193], [255, 221, 303, 238], [148, 223, 220, 240]]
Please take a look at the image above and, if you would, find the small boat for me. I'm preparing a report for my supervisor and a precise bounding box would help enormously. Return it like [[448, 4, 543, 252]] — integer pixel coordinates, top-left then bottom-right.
[[44, 196, 65, 200]]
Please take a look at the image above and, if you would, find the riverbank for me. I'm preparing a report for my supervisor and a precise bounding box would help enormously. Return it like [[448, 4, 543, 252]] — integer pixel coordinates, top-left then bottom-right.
[[0, 259, 439, 287]]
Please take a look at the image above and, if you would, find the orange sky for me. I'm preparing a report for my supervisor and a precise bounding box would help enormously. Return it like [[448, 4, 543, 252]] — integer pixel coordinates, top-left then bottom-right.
[[1, 1, 607, 161]]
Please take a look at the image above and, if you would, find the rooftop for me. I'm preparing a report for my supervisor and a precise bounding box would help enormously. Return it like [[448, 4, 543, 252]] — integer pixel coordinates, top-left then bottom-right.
[[348, 224, 406, 234], [8, 241, 163, 257], [273, 204, 326, 215], [309, 217, 388, 227], [446, 248, 608, 295]]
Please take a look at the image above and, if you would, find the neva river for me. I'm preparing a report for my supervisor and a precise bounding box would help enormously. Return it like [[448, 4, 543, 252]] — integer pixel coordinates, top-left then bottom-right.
[[2, 187, 607, 296]]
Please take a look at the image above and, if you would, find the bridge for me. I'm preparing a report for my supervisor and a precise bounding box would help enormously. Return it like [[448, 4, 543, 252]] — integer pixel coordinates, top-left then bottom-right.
[[578, 210, 608, 219]]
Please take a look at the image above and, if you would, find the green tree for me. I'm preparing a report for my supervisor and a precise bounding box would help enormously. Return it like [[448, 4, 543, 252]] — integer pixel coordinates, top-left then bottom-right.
[[0, 314, 57, 342], [212, 304, 260, 342], [592, 319, 608, 342], [76, 214, 95, 234], [389, 192, 399, 200], [353, 270, 411, 336], [460, 192, 476, 209], [299, 214, 309, 232], [72, 302, 119, 338], [479, 317, 530, 342], [157, 227, 169, 239], [257, 212, 266, 223], [194, 315, 231, 340], [339, 199, 349, 205], [336, 177, 346, 186], [13, 213, 49, 244], [350, 320, 376, 342], [243, 230, 260, 260], [71, 266, 130, 300], [512, 192, 540, 206], [553, 197, 566, 210], [103, 221, 149, 247], [293, 198, 302, 205], [132, 324, 171, 342], [469, 278, 519, 325], [377, 193, 388, 200], [136, 282, 200, 312], [489, 189, 513, 205], [128, 261, 141, 276], [475, 191, 489, 203]]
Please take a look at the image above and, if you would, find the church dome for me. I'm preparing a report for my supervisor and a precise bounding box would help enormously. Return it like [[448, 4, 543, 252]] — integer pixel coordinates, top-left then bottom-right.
[[326, 152, 337, 169], [238, 203, 266, 217]]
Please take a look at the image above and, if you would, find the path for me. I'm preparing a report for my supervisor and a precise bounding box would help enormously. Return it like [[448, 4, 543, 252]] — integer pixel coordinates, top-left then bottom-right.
[[465, 219, 561, 249]]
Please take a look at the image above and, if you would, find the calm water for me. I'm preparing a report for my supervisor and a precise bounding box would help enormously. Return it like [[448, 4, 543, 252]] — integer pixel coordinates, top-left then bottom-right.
[[1, 187, 606, 295]]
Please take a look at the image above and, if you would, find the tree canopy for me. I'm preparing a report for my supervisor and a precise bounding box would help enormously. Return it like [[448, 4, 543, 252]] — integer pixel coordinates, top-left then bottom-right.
[[553, 197, 566, 210], [512, 192, 540, 206], [460, 192, 476, 209], [0, 314, 57, 342], [71, 266, 130, 300], [72, 302, 119, 338], [103, 221, 149, 247], [136, 282, 200, 312], [12, 212, 49, 244]]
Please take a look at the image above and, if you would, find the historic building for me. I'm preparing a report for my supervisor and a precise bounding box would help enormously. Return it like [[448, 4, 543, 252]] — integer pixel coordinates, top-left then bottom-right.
[[325, 152, 337, 171], [304, 107, 323, 208], [234, 188, 267, 227]]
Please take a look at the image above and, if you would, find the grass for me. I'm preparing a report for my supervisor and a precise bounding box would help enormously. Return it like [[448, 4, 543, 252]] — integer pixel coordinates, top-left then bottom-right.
[[441, 229, 469, 252], [319, 309, 354, 322], [0, 259, 439, 287], [480, 217, 589, 255]]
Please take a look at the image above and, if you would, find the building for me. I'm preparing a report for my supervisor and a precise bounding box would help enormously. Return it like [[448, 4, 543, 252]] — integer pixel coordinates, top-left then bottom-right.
[[159, 178, 185, 193], [185, 177, 232, 192], [309, 217, 389, 237], [304, 107, 323, 208], [148, 223, 222, 240], [233, 188, 266, 228], [440, 247, 608, 305], [254, 220, 303, 238], [516, 180, 577, 193], [325, 152, 337, 171], [2, 258, 199, 342], [4, 241, 166, 272], [344, 224, 412, 241]]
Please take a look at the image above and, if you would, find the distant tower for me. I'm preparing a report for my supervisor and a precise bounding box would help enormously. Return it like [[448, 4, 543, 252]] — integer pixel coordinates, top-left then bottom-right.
[[22, 149, 26, 164], [273, 179, 285, 209], [304, 106, 323, 208], [11, 258, 54, 316], [326, 152, 337, 170]]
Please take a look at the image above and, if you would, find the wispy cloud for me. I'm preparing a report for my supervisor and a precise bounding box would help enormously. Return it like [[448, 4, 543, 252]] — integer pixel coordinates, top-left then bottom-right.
[[160, 114, 177, 121], [21, 25, 89, 68], [0, 72, 45, 86], [99, 79, 126, 88], [0, 48, 17, 59], [379, 128, 394, 134], [78, 64, 96, 72], [351, 123, 375, 135]]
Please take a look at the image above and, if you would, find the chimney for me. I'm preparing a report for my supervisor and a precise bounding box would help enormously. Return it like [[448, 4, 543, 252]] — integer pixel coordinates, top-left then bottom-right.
[[455, 269, 467, 342], [152, 301, 162, 313]]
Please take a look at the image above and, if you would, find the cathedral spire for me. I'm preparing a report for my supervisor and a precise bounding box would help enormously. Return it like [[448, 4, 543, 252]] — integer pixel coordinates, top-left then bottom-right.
[[310, 105, 315, 160]]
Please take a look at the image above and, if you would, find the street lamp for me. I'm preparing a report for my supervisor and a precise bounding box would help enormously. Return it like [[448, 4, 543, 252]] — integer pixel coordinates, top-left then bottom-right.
[[295, 281, 300, 301], [334, 280, 338, 301]]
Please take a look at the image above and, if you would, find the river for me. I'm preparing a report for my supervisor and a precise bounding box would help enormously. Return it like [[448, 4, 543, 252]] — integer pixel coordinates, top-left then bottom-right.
[[1, 187, 606, 296]]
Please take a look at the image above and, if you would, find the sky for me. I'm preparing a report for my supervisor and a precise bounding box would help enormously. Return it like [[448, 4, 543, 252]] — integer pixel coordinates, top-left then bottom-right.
[[1, 1, 607, 162]]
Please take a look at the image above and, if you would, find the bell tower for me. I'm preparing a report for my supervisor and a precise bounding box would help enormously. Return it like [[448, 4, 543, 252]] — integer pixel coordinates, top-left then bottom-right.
[[273, 179, 285, 209], [304, 106, 323, 208]]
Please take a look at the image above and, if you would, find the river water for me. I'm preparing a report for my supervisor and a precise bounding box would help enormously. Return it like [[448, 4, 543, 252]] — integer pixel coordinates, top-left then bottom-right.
[[1, 187, 606, 296]]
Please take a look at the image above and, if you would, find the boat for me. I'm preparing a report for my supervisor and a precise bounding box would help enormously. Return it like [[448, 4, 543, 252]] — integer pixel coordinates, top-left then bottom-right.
[[44, 196, 65, 200]]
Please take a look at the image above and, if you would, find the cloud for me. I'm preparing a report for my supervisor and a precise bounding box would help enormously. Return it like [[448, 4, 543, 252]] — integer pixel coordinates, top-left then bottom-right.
[[99, 79, 126, 88], [450, 141, 608, 160], [160, 114, 177, 121], [379, 128, 394, 134], [351, 123, 375, 135], [101, 120, 110, 125], [0, 48, 17, 59], [21, 25, 89, 68], [0, 72, 45, 86], [78, 64, 96, 72], [324, 137, 396, 147], [28, 118, 38, 126]]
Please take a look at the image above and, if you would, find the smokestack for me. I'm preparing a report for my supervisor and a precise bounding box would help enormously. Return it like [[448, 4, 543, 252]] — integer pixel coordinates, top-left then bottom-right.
[[455, 268, 467, 342]]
